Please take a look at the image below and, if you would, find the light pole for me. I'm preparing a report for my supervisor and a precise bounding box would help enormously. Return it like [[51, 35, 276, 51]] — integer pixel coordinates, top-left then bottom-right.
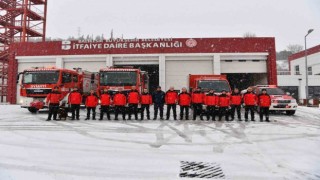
[[305, 29, 314, 106]]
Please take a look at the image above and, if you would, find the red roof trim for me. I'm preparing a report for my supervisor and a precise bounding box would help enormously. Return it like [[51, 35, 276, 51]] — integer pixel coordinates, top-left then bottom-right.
[[10, 37, 276, 56], [288, 44, 320, 62]]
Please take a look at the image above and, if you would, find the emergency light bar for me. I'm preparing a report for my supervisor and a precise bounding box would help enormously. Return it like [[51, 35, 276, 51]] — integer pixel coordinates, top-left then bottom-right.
[[25, 68, 59, 71], [256, 85, 277, 88], [100, 68, 137, 72]]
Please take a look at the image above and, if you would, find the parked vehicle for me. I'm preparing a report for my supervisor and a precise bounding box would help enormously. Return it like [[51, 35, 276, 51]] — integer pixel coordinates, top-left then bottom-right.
[[246, 85, 298, 115], [98, 67, 149, 95], [18, 67, 97, 113], [189, 74, 231, 93]]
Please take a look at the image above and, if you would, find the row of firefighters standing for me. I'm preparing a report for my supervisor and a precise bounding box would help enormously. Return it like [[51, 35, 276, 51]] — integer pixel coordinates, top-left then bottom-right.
[[46, 85, 271, 122]]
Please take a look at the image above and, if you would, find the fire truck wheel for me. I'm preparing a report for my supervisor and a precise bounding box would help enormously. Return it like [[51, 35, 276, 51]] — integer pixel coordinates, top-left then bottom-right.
[[28, 107, 38, 113], [285, 110, 296, 116]]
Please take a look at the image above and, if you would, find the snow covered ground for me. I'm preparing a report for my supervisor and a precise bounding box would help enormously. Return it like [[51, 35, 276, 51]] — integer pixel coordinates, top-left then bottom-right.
[[0, 105, 320, 180]]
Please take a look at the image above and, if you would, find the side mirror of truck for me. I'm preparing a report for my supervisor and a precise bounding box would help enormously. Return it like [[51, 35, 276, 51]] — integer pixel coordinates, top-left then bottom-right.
[[16, 75, 19, 84], [16, 72, 23, 84]]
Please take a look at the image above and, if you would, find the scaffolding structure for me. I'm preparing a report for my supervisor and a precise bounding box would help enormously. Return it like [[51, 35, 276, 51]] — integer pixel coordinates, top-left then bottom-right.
[[0, 0, 47, 103]]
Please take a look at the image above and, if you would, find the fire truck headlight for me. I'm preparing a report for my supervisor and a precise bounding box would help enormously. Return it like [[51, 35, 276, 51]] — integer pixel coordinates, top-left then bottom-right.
[[20, 99, 24, 104], [291, 99, 297, 103]]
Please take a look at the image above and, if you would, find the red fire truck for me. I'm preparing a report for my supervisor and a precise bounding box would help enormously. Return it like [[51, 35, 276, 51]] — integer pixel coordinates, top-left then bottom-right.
[[18, 67, 97, 113], [98, 67, 149, 95], [189, 74, 231, 93]]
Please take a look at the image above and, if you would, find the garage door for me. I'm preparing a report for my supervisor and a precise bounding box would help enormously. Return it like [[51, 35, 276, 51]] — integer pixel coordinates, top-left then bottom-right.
[[166, 60, 213, 91], [221, 60, 267, 73]]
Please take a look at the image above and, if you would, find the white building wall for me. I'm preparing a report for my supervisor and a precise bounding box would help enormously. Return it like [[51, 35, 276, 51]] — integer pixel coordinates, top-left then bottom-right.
[[278, 50, 320, 100]]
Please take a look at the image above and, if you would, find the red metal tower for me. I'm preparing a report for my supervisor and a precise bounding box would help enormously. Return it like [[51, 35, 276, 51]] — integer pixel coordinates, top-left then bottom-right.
[[0, 0, 47, 103]]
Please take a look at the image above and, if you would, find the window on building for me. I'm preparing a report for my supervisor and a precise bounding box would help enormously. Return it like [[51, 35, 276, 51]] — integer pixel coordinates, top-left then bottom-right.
[[62, 73, 72, 83], [308, 67, 312, 75], [308, 86, 320, 98], [295, 65, 300, 75]]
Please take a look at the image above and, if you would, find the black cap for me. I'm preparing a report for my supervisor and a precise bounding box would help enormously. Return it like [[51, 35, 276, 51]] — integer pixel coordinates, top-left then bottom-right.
[[261, 88, 267, 92], [157, 86, 161, 88]]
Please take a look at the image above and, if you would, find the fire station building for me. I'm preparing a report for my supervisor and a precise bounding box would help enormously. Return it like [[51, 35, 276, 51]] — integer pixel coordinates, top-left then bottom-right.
[[10, 38, 276, 104], [277, 44, 320, 102]]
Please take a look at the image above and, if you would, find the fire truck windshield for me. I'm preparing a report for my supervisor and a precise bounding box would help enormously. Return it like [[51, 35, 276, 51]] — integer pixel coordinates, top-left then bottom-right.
[[23, 71, 59, 84], [198, 80, 230, 92], [264, 88, 285, 95], [100, 71, 137, 86]]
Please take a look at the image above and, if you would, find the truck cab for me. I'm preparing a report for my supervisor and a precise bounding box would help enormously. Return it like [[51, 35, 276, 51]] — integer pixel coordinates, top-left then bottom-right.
[[189, 74, 231, 94], [18, 67, 97, 113], [98, 67, 149, 96]]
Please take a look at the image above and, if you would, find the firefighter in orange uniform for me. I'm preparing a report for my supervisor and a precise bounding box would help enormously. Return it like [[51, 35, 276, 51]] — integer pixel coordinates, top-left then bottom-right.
[[258, 89, 271, 122], [99, 88, 111, 120], [46, 86, 63, 121], [140, 88, 152, 120], [243, 87, 258, 121], [178, 87, 191, 120], [218, 90, 231, 121], [203, 89, 219, 121], [127, 86, 140, 120], [113, 89, 127, 120], [165, 86, 178, 120], [191, 87, 204, 120], [230, 88, 242, 121], [85, 89, 99, 120], [68, 87, 82, 120]]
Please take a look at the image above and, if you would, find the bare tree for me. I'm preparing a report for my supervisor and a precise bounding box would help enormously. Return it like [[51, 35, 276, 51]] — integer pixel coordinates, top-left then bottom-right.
[[243, 32, 256, 38], [287, 44, 303, 53]]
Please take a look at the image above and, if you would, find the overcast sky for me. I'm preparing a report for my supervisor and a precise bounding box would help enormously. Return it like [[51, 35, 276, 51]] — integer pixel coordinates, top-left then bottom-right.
[[46, 0, 320, 51]]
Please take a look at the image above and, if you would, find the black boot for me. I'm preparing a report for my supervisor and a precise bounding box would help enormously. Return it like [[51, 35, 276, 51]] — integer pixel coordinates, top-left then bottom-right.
[[266, 117, 270, 122]]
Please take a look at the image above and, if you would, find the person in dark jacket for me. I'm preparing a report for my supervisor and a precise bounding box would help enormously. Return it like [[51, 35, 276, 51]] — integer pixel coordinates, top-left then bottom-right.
[[230, 88, 242, 121], [127, 86, 140, 120], [140, 88, 152, 120], [152, 86, 165, 120], [258, 89, 271, 122], [191, 87, 204, 120], [113, 89, 127, 120], [99, 88, 111, 120], [85, 89, 99, 120], [165, 86, 178, 120], [243, 87, 258, 121], [218, 90, 231, 121], [203, 89, 218, 121], [46, 86, 63, 121], [178, 87, 191, 120], [68, 87, 82, 120]]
